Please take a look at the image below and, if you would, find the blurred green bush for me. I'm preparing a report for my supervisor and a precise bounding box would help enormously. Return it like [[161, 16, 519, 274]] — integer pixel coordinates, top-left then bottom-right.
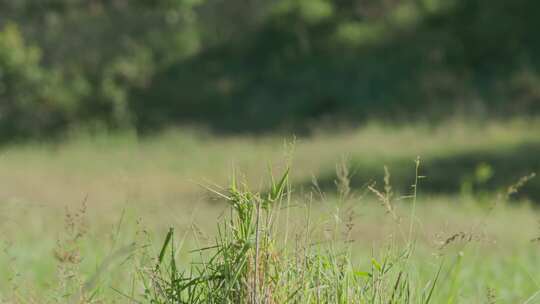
[[0, 23, 84, 139]]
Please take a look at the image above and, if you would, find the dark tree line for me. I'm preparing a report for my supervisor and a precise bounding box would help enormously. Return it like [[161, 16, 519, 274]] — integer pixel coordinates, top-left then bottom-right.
[[1, 0, 539, 140]]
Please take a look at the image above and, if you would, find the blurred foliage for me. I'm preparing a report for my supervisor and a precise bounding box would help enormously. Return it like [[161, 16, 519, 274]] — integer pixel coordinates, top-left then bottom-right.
[[1, 0, 540, 140], [0, 23, 85, 139]]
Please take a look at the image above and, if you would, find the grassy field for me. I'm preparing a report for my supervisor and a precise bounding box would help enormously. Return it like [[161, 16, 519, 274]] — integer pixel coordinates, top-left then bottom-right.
[[1, 119, 540, 303]]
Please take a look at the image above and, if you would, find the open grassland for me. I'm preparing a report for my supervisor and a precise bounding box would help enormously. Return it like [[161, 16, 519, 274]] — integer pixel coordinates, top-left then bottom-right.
[[1, 119, 540, 303]]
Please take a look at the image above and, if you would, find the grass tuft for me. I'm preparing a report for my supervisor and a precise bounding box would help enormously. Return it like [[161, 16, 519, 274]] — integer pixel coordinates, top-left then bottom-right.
[[139, 166, 445, 304]]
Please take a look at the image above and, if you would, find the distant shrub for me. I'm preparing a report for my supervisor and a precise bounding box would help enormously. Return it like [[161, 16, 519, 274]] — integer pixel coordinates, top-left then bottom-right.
[[0, 23, 86, 140]]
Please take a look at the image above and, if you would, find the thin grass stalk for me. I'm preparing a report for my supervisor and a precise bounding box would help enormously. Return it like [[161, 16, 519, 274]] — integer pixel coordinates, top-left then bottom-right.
[[253, 198, 261, 304]]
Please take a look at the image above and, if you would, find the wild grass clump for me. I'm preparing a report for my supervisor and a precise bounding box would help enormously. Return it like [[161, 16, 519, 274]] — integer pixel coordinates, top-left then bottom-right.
[[140, 166, 443, 304]]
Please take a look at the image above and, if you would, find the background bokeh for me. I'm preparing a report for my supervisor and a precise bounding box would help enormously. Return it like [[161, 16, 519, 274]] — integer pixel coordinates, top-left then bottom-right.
[[1, 0, 540, 139]]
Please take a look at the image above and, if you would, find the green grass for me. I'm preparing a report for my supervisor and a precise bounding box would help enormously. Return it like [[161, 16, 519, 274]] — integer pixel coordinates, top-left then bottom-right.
[[1, 119, 539, 303]]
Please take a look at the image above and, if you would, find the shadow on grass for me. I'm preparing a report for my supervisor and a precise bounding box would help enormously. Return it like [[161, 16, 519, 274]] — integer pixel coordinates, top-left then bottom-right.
[[298, 142, 540, 202]]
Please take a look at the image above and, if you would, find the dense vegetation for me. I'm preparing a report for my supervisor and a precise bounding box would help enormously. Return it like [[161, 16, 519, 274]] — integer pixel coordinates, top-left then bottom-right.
[[1, 0, 540, 140], [2, 2, 539, 302]]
